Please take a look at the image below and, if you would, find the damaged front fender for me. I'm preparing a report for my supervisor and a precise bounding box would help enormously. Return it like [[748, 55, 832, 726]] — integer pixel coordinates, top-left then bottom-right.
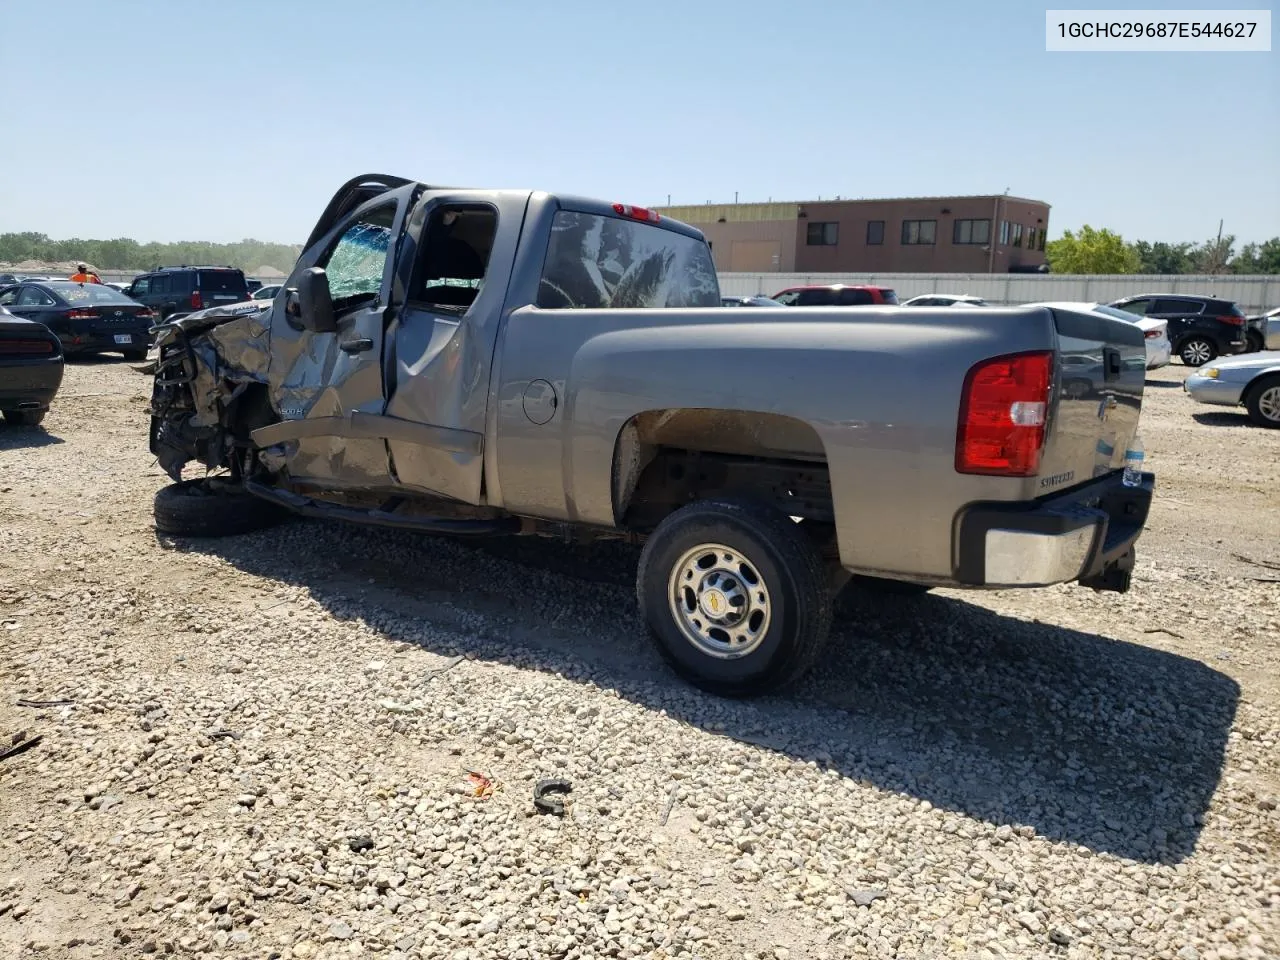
[[149, 300, 276, 481]]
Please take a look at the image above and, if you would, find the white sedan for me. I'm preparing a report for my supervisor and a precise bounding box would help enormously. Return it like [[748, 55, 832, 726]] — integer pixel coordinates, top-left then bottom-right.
[[1032, 301, 1171, 370], [900, 293, 987, 308]]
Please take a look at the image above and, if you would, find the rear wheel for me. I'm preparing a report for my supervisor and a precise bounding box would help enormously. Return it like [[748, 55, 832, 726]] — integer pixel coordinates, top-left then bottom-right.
[[636, 499, 832, 697], [2, 409, 45, 426], [1245, 375, 1280, 429], [154, 478, 287, 537], [1179, 337, 1217, 367], [1246, 330, 1263, 353]]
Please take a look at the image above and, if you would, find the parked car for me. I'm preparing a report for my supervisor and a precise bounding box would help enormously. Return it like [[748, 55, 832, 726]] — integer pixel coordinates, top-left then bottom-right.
[[1185, 352, 1280, 427], [1107, 295, 1249, 366], [0, 274, 19, 286], [124, 266, 251, 321], [0, 304, 64, 425], [0, 280, 156, 360], [772, 284, 899, 306], [720, 295, 782, 307], [145, 172, 1153, 697], [900, 294, 988, 308], [1244, 306, 1279, 353], [246, 278, 264, 295], [1032, 301, 1171, 370], [251, 284, 283, 301]]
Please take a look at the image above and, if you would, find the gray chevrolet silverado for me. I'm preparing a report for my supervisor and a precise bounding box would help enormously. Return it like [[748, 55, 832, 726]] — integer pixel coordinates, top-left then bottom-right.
[[148, 173, 1155, 696]]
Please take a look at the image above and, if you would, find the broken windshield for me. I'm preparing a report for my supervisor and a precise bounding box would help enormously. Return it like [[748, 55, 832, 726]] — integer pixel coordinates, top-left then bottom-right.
[[323, 206, 395, 305]]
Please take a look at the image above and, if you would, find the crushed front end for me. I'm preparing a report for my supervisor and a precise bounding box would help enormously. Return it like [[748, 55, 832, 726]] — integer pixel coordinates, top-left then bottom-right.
[[148, 301, 275, 481]]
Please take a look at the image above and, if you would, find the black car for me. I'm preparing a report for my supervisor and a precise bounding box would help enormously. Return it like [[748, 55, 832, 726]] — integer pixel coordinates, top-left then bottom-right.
[[0, 304, 64, 426], [123, 266, 251, 321], [0, 281, 156, 360], [1107, 295, 1249, 366]]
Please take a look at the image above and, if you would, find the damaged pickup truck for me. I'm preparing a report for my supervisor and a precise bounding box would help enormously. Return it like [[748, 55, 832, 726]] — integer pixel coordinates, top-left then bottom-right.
[[148, 173, 1155, 696]]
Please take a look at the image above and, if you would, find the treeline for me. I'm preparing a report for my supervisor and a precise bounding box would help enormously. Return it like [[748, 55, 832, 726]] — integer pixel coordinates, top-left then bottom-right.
[[1047, 227, 1280, 275], [0, 233, 302, 273]]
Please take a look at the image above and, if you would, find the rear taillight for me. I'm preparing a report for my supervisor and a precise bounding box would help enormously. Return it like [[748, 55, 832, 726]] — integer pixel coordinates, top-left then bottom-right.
[[66, 309, 98, 320], [612, 203, 661, 223], [1144, 329, 1161, 339], [0, 339, 55, 354], [190, 291, 203, 310], [137, 307, 156, 319], [1218, 314, 1246, 326], [956, 351, 1053, 477]]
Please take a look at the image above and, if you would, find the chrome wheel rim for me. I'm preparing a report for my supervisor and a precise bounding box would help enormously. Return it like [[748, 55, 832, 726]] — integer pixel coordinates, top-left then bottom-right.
[[668, 543, 772, 659], [1259, 386, 1280, 422], [1184, 340, 1212, 366]]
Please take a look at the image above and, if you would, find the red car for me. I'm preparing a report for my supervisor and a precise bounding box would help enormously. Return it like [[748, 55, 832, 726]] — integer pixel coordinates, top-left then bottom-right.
[[772, 284, 899, 306]]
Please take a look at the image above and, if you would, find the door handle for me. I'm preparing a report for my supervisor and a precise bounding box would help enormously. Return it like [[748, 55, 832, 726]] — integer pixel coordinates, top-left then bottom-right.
[[1103, 347, 1121, 380], [340, 338, 374, 353]]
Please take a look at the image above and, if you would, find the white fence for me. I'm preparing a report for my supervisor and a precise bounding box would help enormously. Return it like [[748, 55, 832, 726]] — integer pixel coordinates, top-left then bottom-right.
[[719, 272, 1278, 314]]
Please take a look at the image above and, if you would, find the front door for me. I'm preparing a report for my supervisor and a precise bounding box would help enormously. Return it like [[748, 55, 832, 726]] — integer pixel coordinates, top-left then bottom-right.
[[263, 191, 413, 489]]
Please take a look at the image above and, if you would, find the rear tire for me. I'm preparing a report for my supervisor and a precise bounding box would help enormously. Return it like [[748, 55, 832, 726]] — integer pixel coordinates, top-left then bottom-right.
[[636, 499, 832, 697], [3, 409, 45, 426], [1179, 337, 1217, 367], [1246, 330, 1264, 353], [1244, 375, 1280, 429], [154, 478, 287, 538]]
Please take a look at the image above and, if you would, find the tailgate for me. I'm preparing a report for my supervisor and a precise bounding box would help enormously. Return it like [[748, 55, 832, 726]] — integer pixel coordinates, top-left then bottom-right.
[[1038, 306, 1145, 488]]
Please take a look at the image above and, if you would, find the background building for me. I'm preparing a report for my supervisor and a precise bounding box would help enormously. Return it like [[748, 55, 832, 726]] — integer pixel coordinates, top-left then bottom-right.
[[657, 195, 1050, 273]]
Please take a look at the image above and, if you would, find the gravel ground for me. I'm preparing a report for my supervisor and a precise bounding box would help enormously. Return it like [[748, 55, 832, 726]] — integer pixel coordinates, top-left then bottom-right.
[[0, 359, 1277, 960]]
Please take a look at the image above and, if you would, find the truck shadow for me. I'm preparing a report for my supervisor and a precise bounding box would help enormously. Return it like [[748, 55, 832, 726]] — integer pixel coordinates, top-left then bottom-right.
[[168, 519, 1237, 866], [0, 425, 64, 450]]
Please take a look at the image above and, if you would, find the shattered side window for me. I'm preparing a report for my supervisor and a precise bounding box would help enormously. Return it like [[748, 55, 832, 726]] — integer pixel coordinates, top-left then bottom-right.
[[323, 205, 396, 304], [537, 211, 719, 309]]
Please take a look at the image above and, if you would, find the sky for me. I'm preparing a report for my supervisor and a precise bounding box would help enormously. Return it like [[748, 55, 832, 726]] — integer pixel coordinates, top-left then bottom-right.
[[1, 0, 1276, 247]]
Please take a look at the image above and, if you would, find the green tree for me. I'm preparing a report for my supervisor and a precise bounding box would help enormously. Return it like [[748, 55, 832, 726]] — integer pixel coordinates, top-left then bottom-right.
[[1231, 238, 1280, 274], [1190, 235, 1236, 274], [0, 233, 302, 274], [1130, 239, 1194, 274], [1046, 225, 1140, 274]]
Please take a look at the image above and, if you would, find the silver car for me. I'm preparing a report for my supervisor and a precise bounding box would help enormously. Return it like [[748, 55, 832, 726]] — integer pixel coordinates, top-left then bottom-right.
[[1185, 351, 1280, 427]]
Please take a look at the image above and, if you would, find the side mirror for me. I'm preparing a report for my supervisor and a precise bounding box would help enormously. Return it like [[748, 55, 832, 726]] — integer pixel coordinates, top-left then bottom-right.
[[296, 267, 337, 333]]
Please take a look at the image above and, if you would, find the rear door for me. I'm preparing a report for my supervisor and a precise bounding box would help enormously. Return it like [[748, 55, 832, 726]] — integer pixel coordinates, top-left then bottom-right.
[[1038, 305, 1146, 486], [262, 189, 415, 488], [1148, 297, 1201, 346]]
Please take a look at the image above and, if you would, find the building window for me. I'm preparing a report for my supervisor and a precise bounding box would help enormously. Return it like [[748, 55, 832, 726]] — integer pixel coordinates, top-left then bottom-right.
[[1026, 228, 1036, 250], [1011, 224, 1024, 248], [952, 219, 991, 245], [806, 222, 838, 246], [1038, 230, 1047, 251], [901, 220, 936, 245], [866, 220, 885, 245], [999, 220, 1010, 245]]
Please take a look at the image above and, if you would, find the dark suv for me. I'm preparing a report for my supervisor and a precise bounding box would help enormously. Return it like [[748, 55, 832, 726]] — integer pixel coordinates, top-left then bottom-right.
[[124, 266, 251, 321], [772, 284, 899, 306], [1108, 295, 1249, 366]]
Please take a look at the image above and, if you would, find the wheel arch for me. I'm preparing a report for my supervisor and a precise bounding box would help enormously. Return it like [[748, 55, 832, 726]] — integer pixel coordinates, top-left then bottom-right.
[[609, 408, 830, 527]]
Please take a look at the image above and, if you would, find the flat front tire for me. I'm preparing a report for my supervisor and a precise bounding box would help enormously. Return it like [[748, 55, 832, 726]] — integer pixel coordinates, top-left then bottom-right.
[[154, 478, 286, 538], [636, 499, 832, 697]]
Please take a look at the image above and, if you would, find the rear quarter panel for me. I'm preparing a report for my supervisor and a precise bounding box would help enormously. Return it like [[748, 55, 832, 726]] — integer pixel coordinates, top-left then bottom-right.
[[494, 305, 1065, 580]]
